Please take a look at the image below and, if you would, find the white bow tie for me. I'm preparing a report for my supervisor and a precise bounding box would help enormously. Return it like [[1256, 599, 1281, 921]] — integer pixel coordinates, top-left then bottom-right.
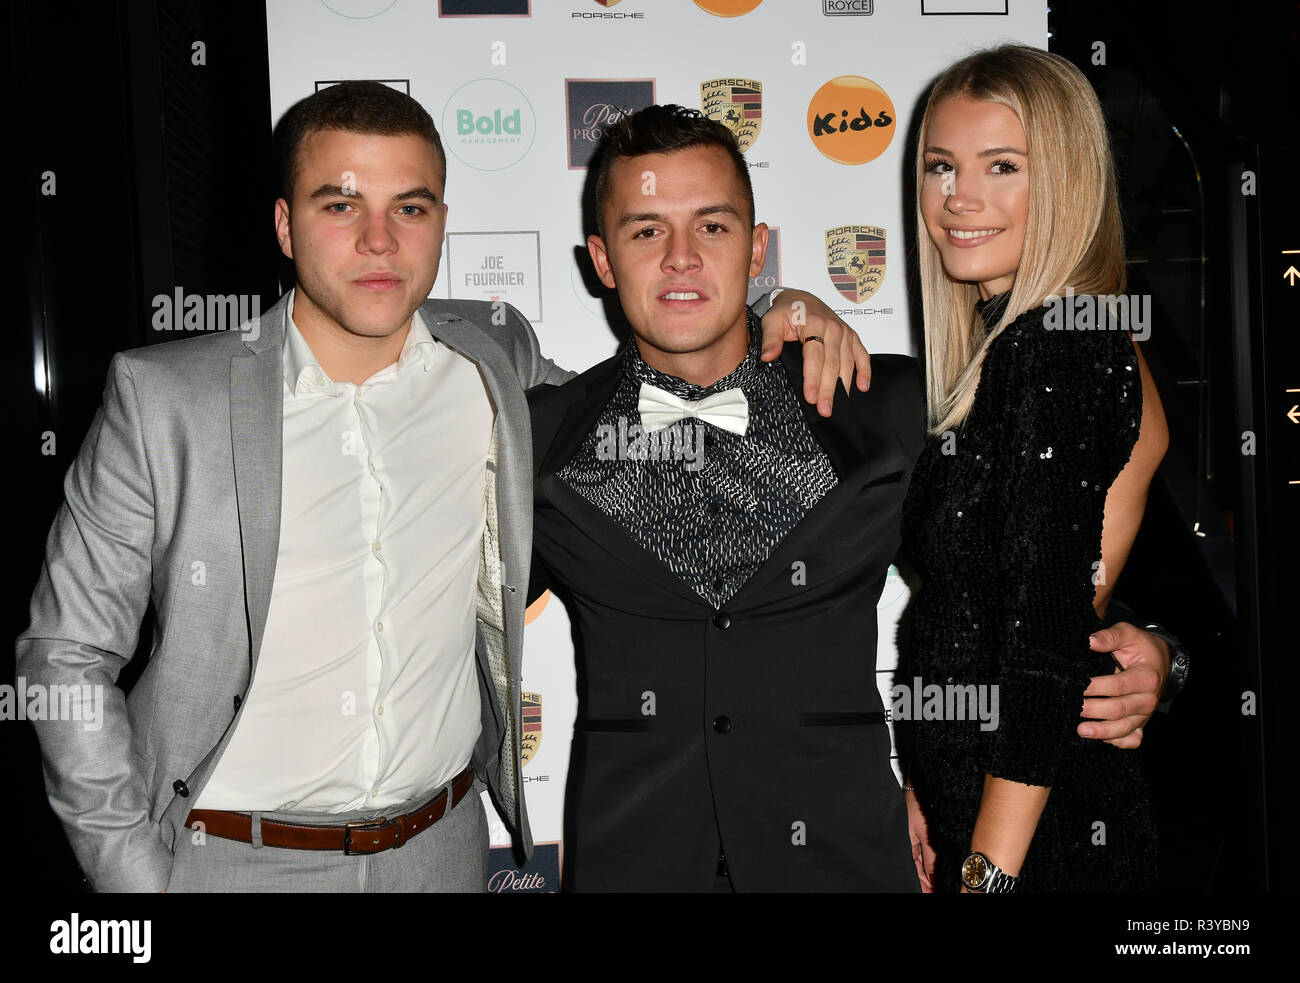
[[637, 382, 749, 436]]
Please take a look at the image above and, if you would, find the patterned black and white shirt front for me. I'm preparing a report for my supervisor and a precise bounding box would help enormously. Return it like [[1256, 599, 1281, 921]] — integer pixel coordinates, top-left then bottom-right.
[[557, 311, 839, 609]]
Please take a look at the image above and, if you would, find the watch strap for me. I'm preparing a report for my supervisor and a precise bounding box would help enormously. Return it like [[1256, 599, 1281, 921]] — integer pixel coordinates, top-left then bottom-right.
[[1142, 623, 1190, 704]]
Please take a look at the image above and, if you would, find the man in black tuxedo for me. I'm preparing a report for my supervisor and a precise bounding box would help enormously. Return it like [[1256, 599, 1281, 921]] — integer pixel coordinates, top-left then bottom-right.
[[526, 105, 1170, 892]]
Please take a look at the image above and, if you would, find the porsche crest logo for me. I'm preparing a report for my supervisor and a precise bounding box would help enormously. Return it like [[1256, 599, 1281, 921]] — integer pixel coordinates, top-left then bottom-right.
[[521, 691, 542, 766], [826, 225, 886, 303], [701, 78, 762, 152]]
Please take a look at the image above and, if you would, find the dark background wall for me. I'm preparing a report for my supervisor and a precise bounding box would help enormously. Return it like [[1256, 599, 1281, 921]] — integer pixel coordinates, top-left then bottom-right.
[[8, 0, 278, 891]]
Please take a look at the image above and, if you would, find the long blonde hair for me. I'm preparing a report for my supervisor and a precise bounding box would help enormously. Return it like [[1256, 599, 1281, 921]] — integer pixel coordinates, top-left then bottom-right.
[[917, 44, 1126, 434]]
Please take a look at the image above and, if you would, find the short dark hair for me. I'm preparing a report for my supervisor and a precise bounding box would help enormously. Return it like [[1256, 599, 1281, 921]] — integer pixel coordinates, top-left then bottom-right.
[[591, 104, 754, 238], [274, 81, 447, 202]]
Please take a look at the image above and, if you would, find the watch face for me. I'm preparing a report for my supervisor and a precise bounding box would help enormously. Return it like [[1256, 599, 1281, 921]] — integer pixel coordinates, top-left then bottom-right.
[[962, 853, 987, 888]]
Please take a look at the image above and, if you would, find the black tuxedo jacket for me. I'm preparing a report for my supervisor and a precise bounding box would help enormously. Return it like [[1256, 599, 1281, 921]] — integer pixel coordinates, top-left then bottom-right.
[[527, 343, 927, 892]]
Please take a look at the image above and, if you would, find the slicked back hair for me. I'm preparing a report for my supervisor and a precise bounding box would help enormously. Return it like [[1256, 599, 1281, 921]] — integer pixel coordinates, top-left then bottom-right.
[[592, 103, 754, 238], [275, 80, 447, 203]]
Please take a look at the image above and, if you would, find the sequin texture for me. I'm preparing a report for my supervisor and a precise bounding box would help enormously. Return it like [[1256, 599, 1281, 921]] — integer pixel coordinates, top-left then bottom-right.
[[897, 295, 1157, 892]]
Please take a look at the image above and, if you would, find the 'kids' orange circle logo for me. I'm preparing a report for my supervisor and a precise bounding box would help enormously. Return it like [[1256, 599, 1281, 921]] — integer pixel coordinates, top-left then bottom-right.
[[806, 75, 895, 166], [693, 0, 763, 16]]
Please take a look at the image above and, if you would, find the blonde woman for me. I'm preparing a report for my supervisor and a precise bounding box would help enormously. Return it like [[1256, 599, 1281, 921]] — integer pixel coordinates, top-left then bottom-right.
[[898, 44, 1168, 892]]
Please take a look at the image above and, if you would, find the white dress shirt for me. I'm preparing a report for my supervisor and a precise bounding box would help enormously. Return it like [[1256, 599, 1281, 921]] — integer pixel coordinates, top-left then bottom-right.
[[197, 292, 494, 812]]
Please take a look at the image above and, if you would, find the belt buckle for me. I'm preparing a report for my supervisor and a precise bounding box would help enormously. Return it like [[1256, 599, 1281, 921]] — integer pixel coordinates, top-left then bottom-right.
[[342, 815, 391, 856]]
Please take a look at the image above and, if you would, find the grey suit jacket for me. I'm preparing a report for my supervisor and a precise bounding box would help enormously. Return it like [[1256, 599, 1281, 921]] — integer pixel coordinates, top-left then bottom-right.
[[16, 292, 571, 892]]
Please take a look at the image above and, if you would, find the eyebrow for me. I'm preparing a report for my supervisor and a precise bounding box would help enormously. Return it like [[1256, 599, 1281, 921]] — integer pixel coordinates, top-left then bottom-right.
[[617, 203, 743, 227], [307, 184, 442, 204], [924, 145, 1028, 157]]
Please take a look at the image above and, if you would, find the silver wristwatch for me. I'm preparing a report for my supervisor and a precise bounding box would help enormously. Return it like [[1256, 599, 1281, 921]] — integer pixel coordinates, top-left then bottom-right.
[[961, 852, 1019, 893]]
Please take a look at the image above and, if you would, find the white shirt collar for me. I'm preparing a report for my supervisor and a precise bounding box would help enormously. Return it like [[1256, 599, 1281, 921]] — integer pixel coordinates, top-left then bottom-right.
[[283, 288, 438, 397]]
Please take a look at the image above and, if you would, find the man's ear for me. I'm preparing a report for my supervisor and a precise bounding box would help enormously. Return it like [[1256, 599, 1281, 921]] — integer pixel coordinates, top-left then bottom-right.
[[749, 222, 770, 278], [274, 198, 293, 260], [587, 234, 617, 290]]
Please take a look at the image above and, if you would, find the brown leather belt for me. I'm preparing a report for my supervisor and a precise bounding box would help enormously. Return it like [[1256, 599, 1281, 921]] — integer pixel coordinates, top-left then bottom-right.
[[184, 766, 475, 855]]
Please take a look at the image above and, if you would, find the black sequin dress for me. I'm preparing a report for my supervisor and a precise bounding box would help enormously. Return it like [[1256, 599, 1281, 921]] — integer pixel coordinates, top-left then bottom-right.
[[898, 295, 1157, 892]]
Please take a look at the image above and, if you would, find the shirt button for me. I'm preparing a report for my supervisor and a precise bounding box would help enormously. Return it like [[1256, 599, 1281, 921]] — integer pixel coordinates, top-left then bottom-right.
[[707, 500, 724, 515], [713, 716, 732, 734], [376, 621, 384, 632], [371, 788, 379, 798], [377, 705, 384, 716], [712, 613, 731, 630], [373, 540, 382, 553], [712, 577, 725, 592]]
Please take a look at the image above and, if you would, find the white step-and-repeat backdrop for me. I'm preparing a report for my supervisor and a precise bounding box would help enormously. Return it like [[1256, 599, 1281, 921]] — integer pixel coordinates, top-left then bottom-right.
[[265, 0, 1046, 892]]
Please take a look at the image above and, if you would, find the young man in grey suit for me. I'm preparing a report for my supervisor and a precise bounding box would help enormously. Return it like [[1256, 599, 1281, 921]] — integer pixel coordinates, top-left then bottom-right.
[[15, 81, 869, 893]]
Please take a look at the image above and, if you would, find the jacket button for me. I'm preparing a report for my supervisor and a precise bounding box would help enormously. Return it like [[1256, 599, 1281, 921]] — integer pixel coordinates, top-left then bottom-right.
[[233, 694, 243, 710], [713, 716, 732, 734], [172, 779, 190, 797], [712, 612, 731, 630]]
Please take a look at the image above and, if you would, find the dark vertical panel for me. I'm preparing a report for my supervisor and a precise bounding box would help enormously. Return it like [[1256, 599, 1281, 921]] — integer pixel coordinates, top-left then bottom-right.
[[10, 0, 275, 891]]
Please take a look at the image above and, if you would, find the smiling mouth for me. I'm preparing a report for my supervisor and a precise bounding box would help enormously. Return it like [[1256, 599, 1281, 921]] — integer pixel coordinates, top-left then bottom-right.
[[660, 291, 704, 301], [947, 228, 1003, 241]]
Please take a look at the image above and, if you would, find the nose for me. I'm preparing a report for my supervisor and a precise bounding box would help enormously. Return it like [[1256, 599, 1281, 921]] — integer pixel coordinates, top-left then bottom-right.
[[660, 228, 702, 274], [357, 210, 398, 254], [943, 173, 983, 215]]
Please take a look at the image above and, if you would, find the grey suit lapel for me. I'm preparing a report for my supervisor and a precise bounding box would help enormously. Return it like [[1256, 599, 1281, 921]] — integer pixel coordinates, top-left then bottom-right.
[[229, 294, 287, 671], [420, 303, 529, 837], [419, 306, 515, 406]]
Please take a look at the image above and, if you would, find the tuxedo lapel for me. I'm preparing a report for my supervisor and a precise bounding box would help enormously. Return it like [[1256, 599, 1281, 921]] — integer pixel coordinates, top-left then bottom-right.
[[229, 295, 287, 672], [538, 473, 710, 607], [778, 341, 912, 487], [704, 342, 914, 610], [780, 342, 872, 479], [532, 354, 709, 608], [535, 354, 622, 478]]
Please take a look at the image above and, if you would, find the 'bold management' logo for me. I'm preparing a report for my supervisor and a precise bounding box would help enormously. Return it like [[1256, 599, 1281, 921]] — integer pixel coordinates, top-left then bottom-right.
[[826, 225, 886, 303], [806, 75, 895, 165], [441, 78, 536, 171], [566, 79, 656, 169], [701, 78, 762, 153]]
